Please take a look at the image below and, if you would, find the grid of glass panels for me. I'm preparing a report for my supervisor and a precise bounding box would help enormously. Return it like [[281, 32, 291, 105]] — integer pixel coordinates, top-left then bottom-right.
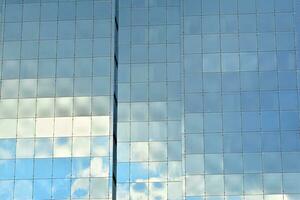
[[183, 0, 300, 199], [117, 0, 182, 199], [0, 0, 116, 199]]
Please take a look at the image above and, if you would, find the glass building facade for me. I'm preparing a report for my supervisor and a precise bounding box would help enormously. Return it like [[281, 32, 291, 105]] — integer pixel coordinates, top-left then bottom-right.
[[0, 0, 300, 200], [0, 0, 118, 199]]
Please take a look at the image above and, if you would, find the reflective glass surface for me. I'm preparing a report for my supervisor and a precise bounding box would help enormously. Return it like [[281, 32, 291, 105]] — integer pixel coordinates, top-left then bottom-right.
[[1, 0, 300, 199], [0, 0, 116, 199]]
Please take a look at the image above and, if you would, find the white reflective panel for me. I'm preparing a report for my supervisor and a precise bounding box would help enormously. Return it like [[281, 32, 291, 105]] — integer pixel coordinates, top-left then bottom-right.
[[19, 79, 37, 98], [0, 119, 17, 138], [18, 99, 36, 118], [1, 80, 19, 98], [36, 118, 54, 137], [131, 142, 148, 162], [92, 96, 110, 116], [37, 78, 55, 97], [264, 195, 283, 200], [117, 143, 129, 162], [117, 183, 129, 200], [0, 99, 18, 118], [17, 118, 35, 138], [149, 182, 167, 200], [149, 121, 167, 141], [168, 161, 182, 181], [149, 162, 167, 181], [37, 98, 55, 117], [73, 117, 91, 136], [130, 182, 148, 200], [72, 137, 90, 157], [285, 194, 300, 200], [55, 97, 73, 117], [117, 122, 130, 142], [131, 122, 148, 142], [167, 182, 182, 199], [186, 175, 204, 196], [90, 178, 109, 198], [74, 97, 91, 116], [54, 117, 73, 137], [53, 137, 72, 158], [16, 139, 34, 158], [149, 142, 167, 161], [225, 174, 243, 195], [205, 175, 224, 195], [92, 116, 110, 136], [35, 138, 53, 158], [244, 195, 263, 200], [90, 157, 110, 177]]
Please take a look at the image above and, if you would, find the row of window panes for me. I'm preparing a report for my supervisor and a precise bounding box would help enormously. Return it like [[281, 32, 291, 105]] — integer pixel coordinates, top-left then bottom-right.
[[119, 46, 298, 64], [184, 13, 295, 34], [0, 97, 110, 118], [0, 116, 110, 138], [118, 83, 181, 102], [184, 133, 300, 153], [1, 39, 111, 59], [0, 136, 110, 159], [183, 0, 294, 15], [117, 141, 181, 162], [0, 78, 111, 98], [2, 20, 111, 40], [184, 33, 296, 54], [185, 36, 295, 54], [4, 2, 111, 22], [117, 181, 183, 199], [0, 58, 111, 79], [119, 44, 180, 63], [184, 91, 300, 112], [186, 132, 300, 153], [117, 161, 181, 182], [118, 7, 180, 26], [119, 0, 180, 8], [119, 83, 300, 104], [0, 157, 111, 178], [119, 25, 180, 45], [116, 127, 300, 147], [118, 63, 180, 83], [184, 91, 299, 111], [118, 102, 181, 121], [184, 111, 299, 133], [117, 121, 181, 142], [183, 35, 297, 53], [187, 151, 300, 173], [184, 173, 299, 196], [184, 52, 297, 72], [117, 160, 299, 182], [185, 153, 300, 174], [184, 111, 298, 131], [116, 183, 300, 200], [0, 178, 109, 199], [183, 72, 299, 90]]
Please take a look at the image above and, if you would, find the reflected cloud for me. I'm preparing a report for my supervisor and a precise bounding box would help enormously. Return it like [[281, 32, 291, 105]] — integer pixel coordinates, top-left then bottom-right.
[[71, 157, 110, 197], [54, 137, 71, 157]]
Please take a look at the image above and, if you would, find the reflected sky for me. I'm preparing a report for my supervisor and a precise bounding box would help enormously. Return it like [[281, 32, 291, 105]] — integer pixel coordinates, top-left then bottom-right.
[[1, 0, 300, 199]]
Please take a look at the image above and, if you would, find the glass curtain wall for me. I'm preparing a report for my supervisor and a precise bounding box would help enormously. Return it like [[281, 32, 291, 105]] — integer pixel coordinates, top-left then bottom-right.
[[117, 0, 182, 199], [183, 0, 300, 200], [0, 0, 117, 199]]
